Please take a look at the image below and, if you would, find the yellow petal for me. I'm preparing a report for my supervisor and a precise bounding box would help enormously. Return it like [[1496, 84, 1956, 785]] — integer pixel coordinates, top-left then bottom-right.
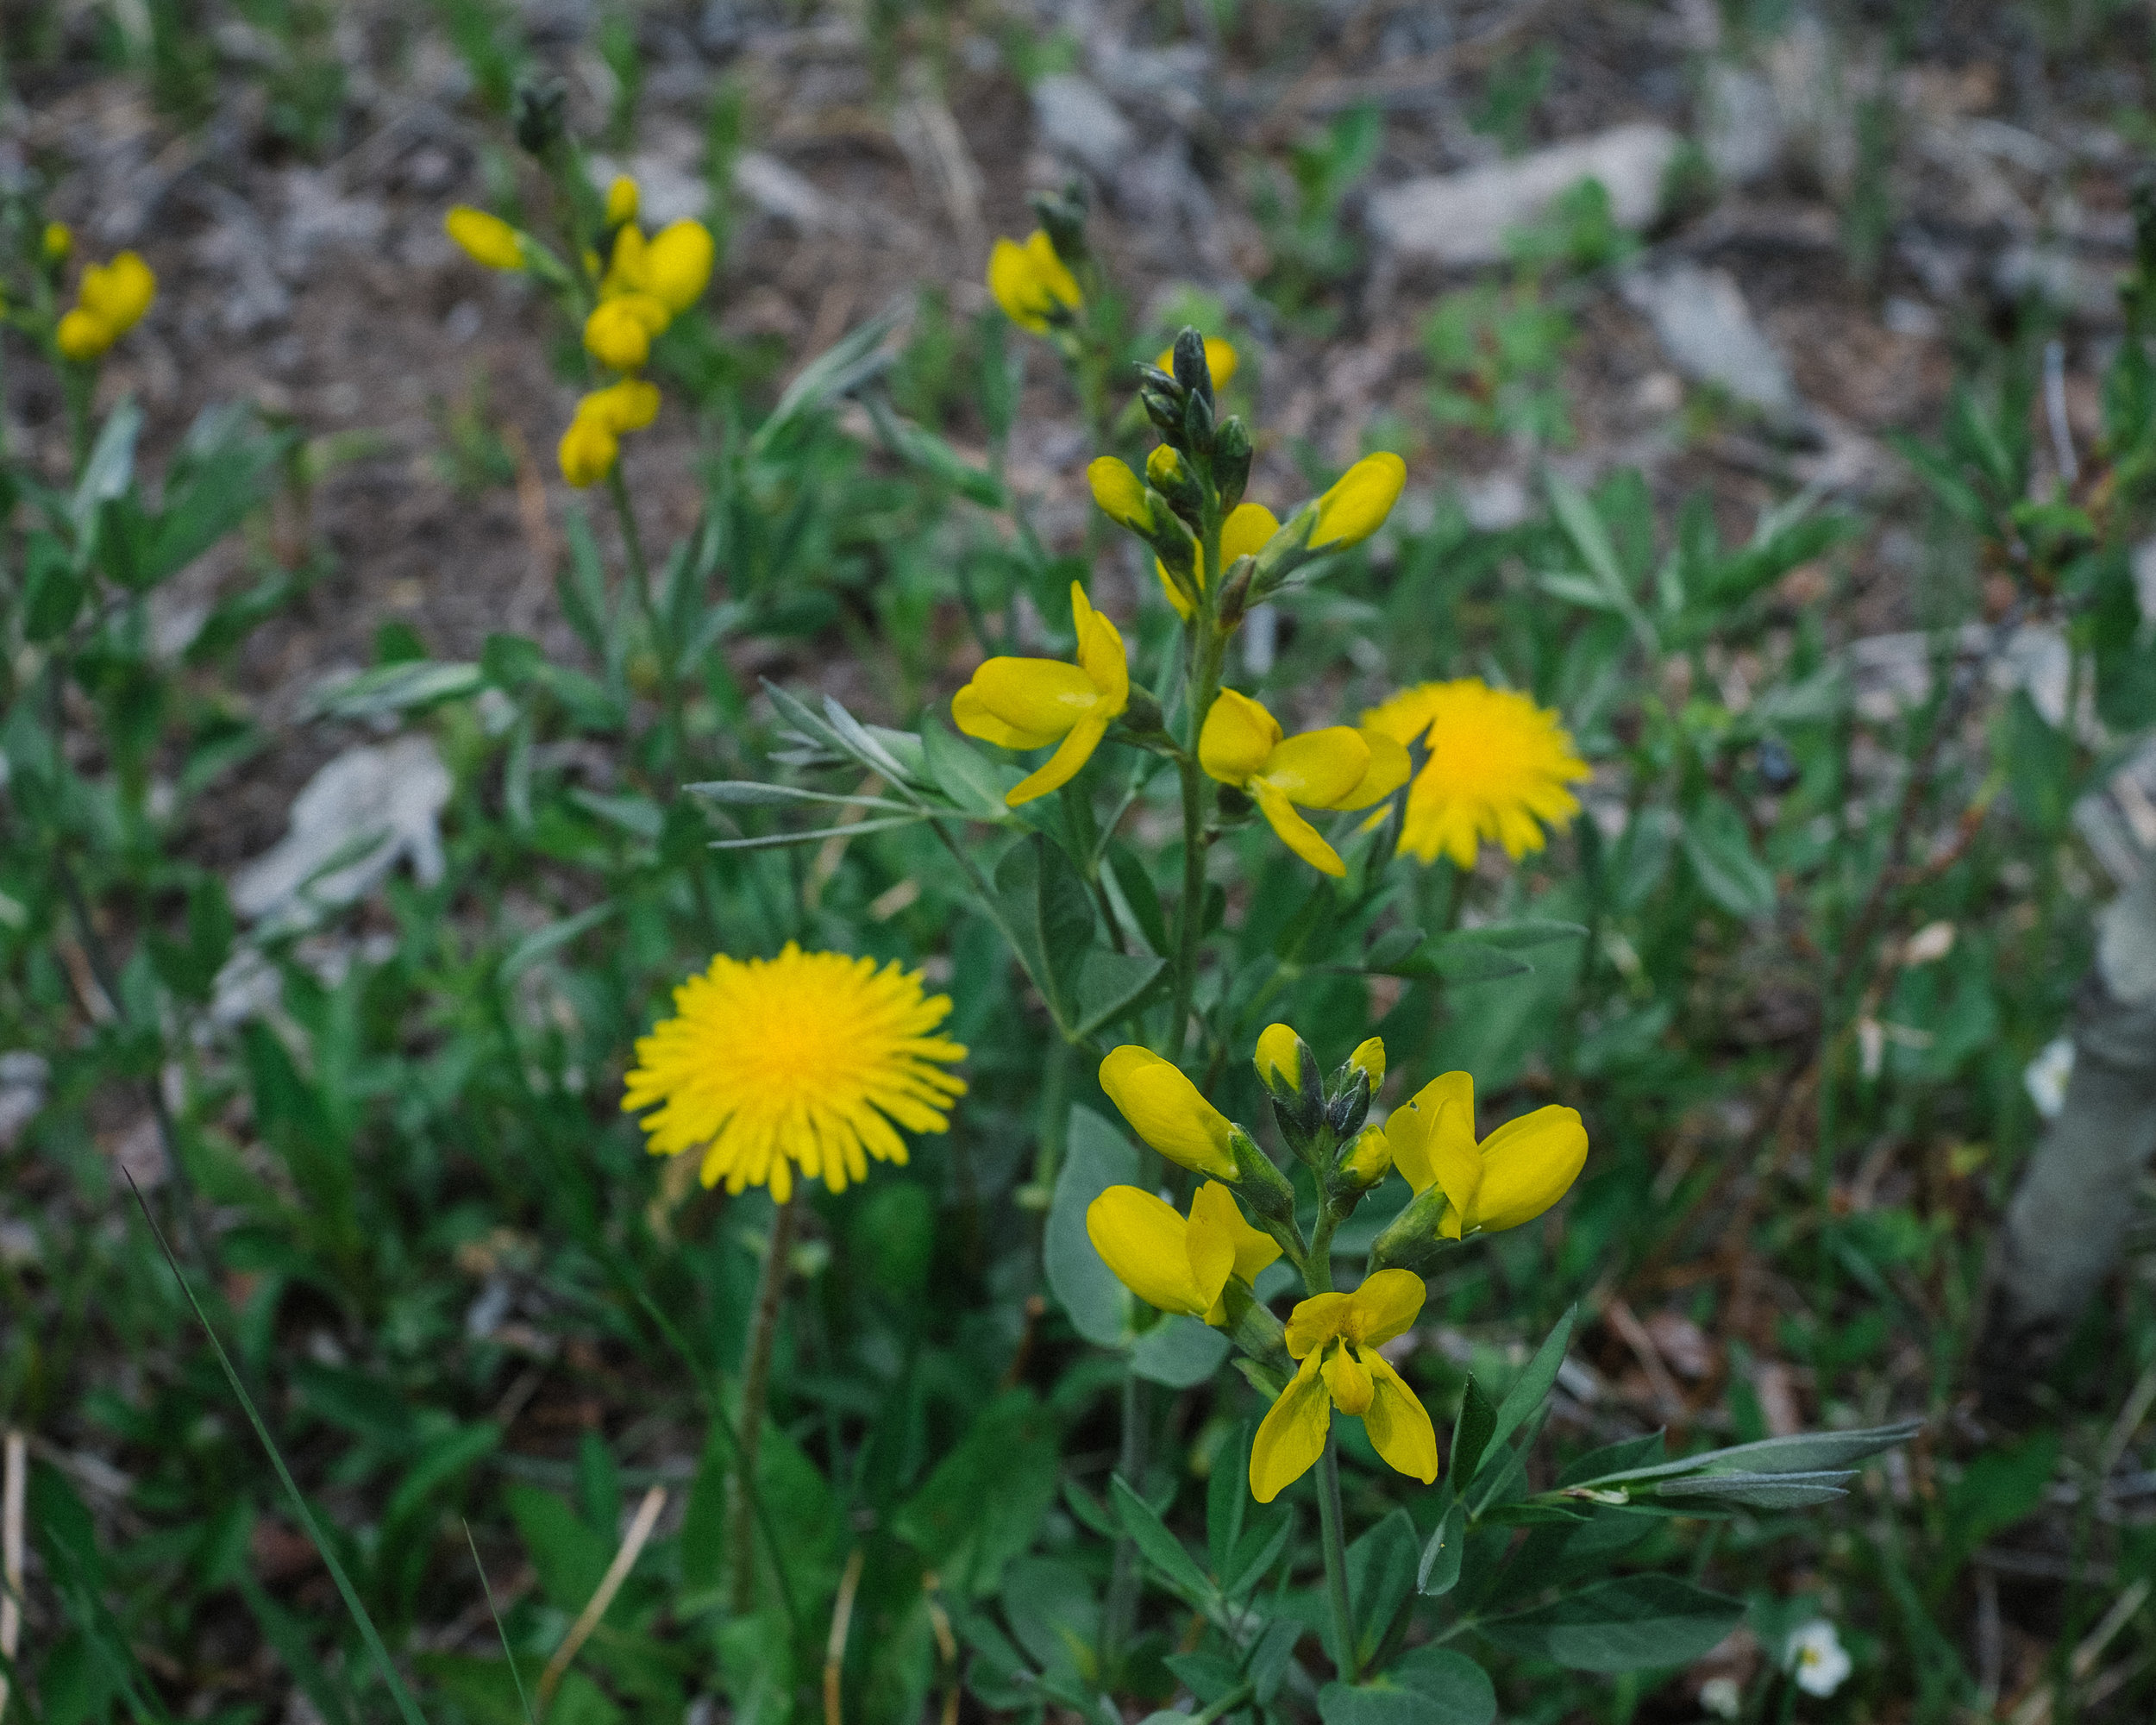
[[1258, 727, 1369, 809], [445, 206, 523, 271], [1072, 587, 1130, 712], [1220, 500, 1279, 565], [1250, 1352, 1331, 1503], [966, 657, 1099, 736], [1466, 1106, 1589, 1233], [1198, 687, 1282, 786], [584, 297, 661, 371], [42, 221, 72, 262], [1330, 729, 1413, 811], [1342, 1125, 1392, 1186], [1324, 1343, 1375, 1415], [1310, 452, 1407, 549], [1155, 336, 1238, 390], [987, 236, 1047, 332], [1344, 1268, 1426, 1348], [605, 175, 639, 226], [952, 685, 1061, 751], [1284, 1291, 1352, 1359], [1350, 1038, 1386, 1087], [603, 223, 649, 296], [644, 219, 715, 314], [1146, 443, 1188, 492], [1086, 1186, 1210, 1316], [1088, 457, 1150, 531], [1022, 230, 1081, 310], [1183, 1181, 1246, 1314], [1363, 1352, 1439, 1484], [1096, 1047, 1238, 1179], [1153, 555, 1196, 620], [1006, 712, 1109, 805], [1254, 1024, 1305, 1094], [81, 252, 155, 333], [1249, 780, 1346, 877], [55, 307, 114, 361]]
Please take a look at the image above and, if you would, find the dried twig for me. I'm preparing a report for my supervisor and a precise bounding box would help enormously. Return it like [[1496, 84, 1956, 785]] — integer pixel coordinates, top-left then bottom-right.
[[536, 1485, 667, 1719], [0, 1429, 24, 1725], [823, 1546, 866, 1725]]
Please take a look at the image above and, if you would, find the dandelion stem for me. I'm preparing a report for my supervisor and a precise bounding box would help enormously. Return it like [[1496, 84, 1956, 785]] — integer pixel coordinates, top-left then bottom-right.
[[1316, 1434, 1359, 1682], [730, 1191, 798, 1615]]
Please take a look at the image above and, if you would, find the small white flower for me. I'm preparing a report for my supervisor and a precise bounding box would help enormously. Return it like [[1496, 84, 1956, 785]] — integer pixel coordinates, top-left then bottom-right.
[[1699, 1674, 1743, 1719], [2023, 1035, 2075, 1120], [1785, 1618, 1852, 1697]]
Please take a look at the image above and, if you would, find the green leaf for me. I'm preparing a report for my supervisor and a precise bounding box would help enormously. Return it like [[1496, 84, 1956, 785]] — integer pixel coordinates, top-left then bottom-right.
[[308, 660, 485, 721], [1546, 469, 1657, 655], [1072, 948, 1167, 1037], [993, 833, 1095, 1026], [1646, 1470, 1852, 1509], [893, 1389, 1061, 1597], [1417, 1489, 1468, 1596], [1567, 1419, 1923, 1489], [999, 1557, 1100, 1687], [1110, 1475, 1218, 1603], [1130, 1315, 1232, 1388], [1451, 1377, 1498, 1486], [72, 398, 142, 539], [920, 718, 1022, 818], [500, 904, 616, 980], [23, 533, 85, 641], [506, 1484, 614, 1611], [1476, 1576, 1744, 1672], [1679, 794, 1776, 919], [1557, 1431, 1666, 1487], [1319, 1647, 1495, 1725], [1043, 1106, 1138, 1346], [1206, 1423, 1250, 1582], [1347, 1509, 1420, 1670], [1460, 919, 1588, 950], [1487, 1305, 1576, 1459]]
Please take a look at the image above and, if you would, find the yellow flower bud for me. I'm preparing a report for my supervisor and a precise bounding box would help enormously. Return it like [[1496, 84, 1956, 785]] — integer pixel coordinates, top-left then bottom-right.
[[642, 219, 715, 315], [558, 412, 619, 488], [1087, 457, 1150, 532], [1309, 452, 1407, 549], [605, 175, 639, 227], [1342, 1124, 1392, 1188], [78, 251, 155, 336], [584, 292, 670, 371], [445, 206, 524, 272], [1145, 444, 1186, 490], [56, 307, 113, 361], [1098, 1046, 1238, 1180], [580, 377, 661, 434], [1350, 1038, 1385, 1088], [987, 229, 1081, 334], [42, 222, 72, 262], [1254, 1024, 1307, 1096]]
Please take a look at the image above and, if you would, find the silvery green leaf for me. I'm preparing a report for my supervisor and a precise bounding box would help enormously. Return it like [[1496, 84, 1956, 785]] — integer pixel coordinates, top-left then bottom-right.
[[1647, 1470, 1853, 1509], [686, 780, 918, 813], [1567, 1418, 1923, 1490], [308, 662, 485, 721], [706, 815, 924, 850]]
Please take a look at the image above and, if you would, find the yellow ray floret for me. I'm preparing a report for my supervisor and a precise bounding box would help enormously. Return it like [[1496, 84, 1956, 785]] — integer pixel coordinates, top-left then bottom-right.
[[952, 583, 1129, 805], [1086, 1181, 1281, 1325], [1383, 1070, 1588, 1239], [623, 944, 968, 1201], [1362, 678, 1591, 869], [1250, 1268, 1438, 1502], [1200, 689, 1409, 876], [988, 230, 1081, 334], [1097, 1046, 1238, 1179]]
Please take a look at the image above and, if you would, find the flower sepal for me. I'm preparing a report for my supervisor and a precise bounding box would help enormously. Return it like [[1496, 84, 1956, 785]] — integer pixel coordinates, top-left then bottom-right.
[[1214, 1277, 1290, 1368], [1367, 1184, 1457, 1277], [1230, 1124, 1297, 1223]]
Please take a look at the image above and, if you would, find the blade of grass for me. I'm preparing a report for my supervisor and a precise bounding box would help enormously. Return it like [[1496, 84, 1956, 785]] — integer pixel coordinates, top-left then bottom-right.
[[463, 1521, 537, 1725], [126, 1175, 430, 1725]]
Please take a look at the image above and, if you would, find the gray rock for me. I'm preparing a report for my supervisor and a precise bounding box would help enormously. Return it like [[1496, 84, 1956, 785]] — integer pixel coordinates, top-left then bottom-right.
[[1032, 75, 1136, 179], [731, 152, 849, 234], [1367, 122, 1682, 267], [1702, 63, 1783, 186], [1620, 262, 1801, 427], [231, 735, 452, 932]]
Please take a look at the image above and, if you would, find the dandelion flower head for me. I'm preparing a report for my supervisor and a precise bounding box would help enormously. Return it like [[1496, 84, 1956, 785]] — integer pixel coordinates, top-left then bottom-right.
[[624, 944, 967, 1200], [1363, 678, 1589, 869]]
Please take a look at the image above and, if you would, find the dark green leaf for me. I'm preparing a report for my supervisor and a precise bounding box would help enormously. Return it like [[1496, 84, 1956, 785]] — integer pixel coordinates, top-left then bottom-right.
[[1044, 1107, 1137, 1346], [1130, 1315, 1232, 1387], [1111, 1475, 1218, 1603], [1679, 794, 1776, 919], [1451, 1377, 1497, 1486], [1477, 1576, 1743, 1672], [1072, 948, 1167, 1037], [1417, 1490, 1468, 1596], [1487, 1305, 1576, 1458]]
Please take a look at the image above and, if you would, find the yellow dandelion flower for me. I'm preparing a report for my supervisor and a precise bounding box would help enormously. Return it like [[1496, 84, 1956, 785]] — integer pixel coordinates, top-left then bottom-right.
[[1362, 678, 1590, 869], [623, 944, 968, 1201]]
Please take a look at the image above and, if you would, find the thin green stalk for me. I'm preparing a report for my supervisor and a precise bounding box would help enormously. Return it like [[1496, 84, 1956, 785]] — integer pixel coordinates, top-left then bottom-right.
[[730, 1192, 798, 1615], [1167, 614, 1226, 1060], [1032, 1035, 1075, 1206], [605, 462, 687, 773], [1100, 1366, 1147, 1670], [1316, 1435, 1358, 1682]]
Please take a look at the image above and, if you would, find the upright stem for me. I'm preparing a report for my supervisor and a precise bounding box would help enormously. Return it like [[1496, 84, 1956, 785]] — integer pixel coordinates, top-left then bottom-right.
[[606, 464, 687, 774], [730, 1193, 798, 1615], [1167, 617, 1225, 1060], [1316, 1435, 1358, 1681], [1100, 1366, 1147, 1669]]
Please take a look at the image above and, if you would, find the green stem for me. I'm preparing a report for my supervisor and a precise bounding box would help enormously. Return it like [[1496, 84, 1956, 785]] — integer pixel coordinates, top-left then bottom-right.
[[1316, 1435, 1359, 1682], [1101, 1366, 1147, 1671], [1167, 614, 1225, 1061], [606, 462, 687, 774], [1032, 1035, 1074, 1206], [730, 1192, 798, 1615]]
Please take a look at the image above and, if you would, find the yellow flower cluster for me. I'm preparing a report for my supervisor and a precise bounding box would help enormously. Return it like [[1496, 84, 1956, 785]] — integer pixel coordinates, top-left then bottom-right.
[[55, 249, 156, 361], [445, 178, 715, 488], [1087, 1026, 1588, 1502]]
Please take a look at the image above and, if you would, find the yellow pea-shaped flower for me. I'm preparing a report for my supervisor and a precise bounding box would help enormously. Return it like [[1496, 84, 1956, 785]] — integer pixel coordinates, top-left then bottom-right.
[[1309, 452, 1407, 549], [445, 206, 524, 272], [584, 292, 671, 372], [1087, 456, 1150, 534], [1250, 1269, 1437, 1502], [1384, 1070, 1588, 1239], [952, 584, 1129, 805], [605, 175, 640, 227], [1097, 1046, 1238, 1180], [1085, 1181, 1281, 1325], [987, 229, 1081, 334], [1200, 690, 1407, 877], [558, 413, 619, 488], [1154, 501, 1280, 621]]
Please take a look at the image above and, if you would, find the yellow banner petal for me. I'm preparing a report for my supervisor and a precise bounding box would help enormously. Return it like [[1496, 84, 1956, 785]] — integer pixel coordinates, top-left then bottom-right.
[[1344, 1267, 1426, 1348], [1466, 1106, 1589, 1233]]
